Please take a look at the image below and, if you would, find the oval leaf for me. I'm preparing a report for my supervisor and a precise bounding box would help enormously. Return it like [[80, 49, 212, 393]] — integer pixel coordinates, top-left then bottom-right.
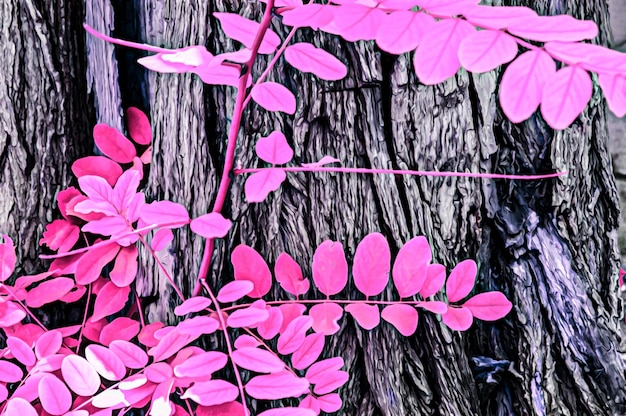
[[231, 245, 272, 297], [446, 259, 477, 303], [309, 302, 343, 335], [458, 30, 518, 73], [126, 107, 152, 145], [284, 43, 347, 81], [312, 240, 348, 296], [38, 374, 72, 415], [213, 12, 280, 54], [61, 355, 101, 396], [540, 65, 592, 130], [250, 82, 296, 114], [442, 306, 473, 331], [392, 236, 432, 298], [217, 280, 254, 303], [85, 344, 127, 381], [291, 332, 325, 370], [190, 213, 232, 238], [174, 296, 213, 316], [256, 131, 294, 165], [72, 156, 123, 187], [463, 291, 513, 321], [352, 232, 390, 297], [381, 304, 418, 336], [232, 347, 285, 373], [246, 371, 310, 400], [345, 303, 380, 330], [93, 124, 136, 163], [245, 168, 287, 203], [275, 252, 310, 296]]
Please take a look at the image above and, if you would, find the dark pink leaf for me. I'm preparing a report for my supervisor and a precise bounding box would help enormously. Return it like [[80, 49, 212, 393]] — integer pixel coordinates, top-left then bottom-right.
[[227, 305, 270, 328], [232, 347, 285, 373], [301, 156, 340, 167], [109, 340, 149, 369], [277, 316, 312, 354], [148, 329, 191, 362], [26, 277, 74, 308], [99, 317, 140, 346], [381, 304, 418, 336], [507, 14, 598, 42], [312, 370, 349, 395], [258, 409, 316, 416], [245, 168, 287, 202], [181, 379, 239, 406], [0, 359, 23, 382], [139, 321, 165, 348], [91, 282, 130, 322], [599, 74, 626, 118], [420, 263, 447, 298], [309, 302, 343, 335], [417, 301, 448, 314], [5, 398, 38, 416], [61, 354, 101, 396], [0, 235, 16, 282], [246, 371, 310, 400], [174, 296, 212, 316], [257, 307, 283, 339], [7, 337, 36, 366], [463, 291, 512, 321], [196, 401, 245, 416], [75, 243, 121, 285], [305, 357, 344, 385], [35, 329, 62, 359], [375, 11, 434, 54], [291, 332, 325, 370], [39, 219, 80, 253], [318, 393, 342, 413], [284, 43, 347, 81], [93, 124, 136, 163], [38, 374, 72, 415], [392, 236, 431, 298], [213, 12, 280, 54], [332, 5, 385, 41], [275, 253, 310, 296], [281, 4, 334, 30], [250, 82, 296, 114], [279, 304, 306, 333], [345, 303, 380, 330], [256, 131, 294, 165], [140, 201, 190, 227], [458, 30, 518, 73], [217, 280, 254, 303], [442, 306, 473, 331], [540, 65, 592, 129], [190, 213, 232, 238], [446, 259, 477, 302], [59, 284, 87, 303], [152, 228, 174, 252], [110, 245, 138, 287], [126, 107, 152, 145], [232, 245, 272, 297], [312, 240, 348, 296], [72, 156, 123, 186], [353, 232, 390, 296], [174, 351, 228, 379], [85, 344, 126, 381]]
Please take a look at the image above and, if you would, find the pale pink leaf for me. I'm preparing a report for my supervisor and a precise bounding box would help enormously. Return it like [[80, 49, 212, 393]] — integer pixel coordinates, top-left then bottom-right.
[[38, 373, 72, 415], [543, 41, 626, 74], [599, 74, 626, 118], [174, 351, 228, 379], [257, 307, 283, 339], [305, 357, 344, 385], [109, 340, 149, 369], [150, 380, 175, 416], [85, 344, 127, 381], [75, 243, 121, 285], [277, 315, 313, 354], [0, 300, 26, 327], [299, 394, 320, 414], [26, 277, 74, 308], [35, 329, 62, 359], [5, 398, 38, 416], [217, 280, 254, 303], [458, 30, 518, 73], [76, 174, 113, 203], [420, 263, 447, 298], [140, 201, 190, 227], [194, 63, 244, 87], [175, 296, 212, 316], [145, 362, 173, 383], [148, 329, 191, 362], [190, 213, 232, 238], [353, 232, 390, 296], [462, 5, 537, 29], [312, 240, 348, 296], [417, 300, 448, 314], [72, 156, 123, 187], [91, 389, 126, 409], [446, 259, 477, 302], [345, 303, 380, 330], [0, 359, 23, 382], [151, 228, 174, 252], [227, 306, 270, 328], [414, 18, 475, 85], [251, 82, 296, 114], [309, 302, 343, 335], [291, 332, 325, 370], [442, 306, 473, 331], [93, 124, 136, 163], [256, 131, 294, 165], [381, 304, 419, 336], [392, 236, 432, 298], [301, 156, 340, 167], [61, 354, 101, 396], [109, 245, 138, 287], [332, 5, 385, 41], [246, 371, 310, 400], [7, 336, 36, 366], [312, 370, 349, 395], [231, 245, 272, 297], [213, 12, 280, 54], [245, 168, 286, 202], [318, 393, 342, 413], [234, 335, 262, 349], [284, 43, 347, 81], [540, 65, 592, 129], [232, 347, 285, 373], [281, 4, 334, 30], [111, 170, 141, 212], [415, 0, 477, 15], [126, 107, 152, 145], [462, 291, 513, 321], [275, 252, 309, 296], [507, 14, 598, 42], [81, 215, 130, 237], [176, 316, 220, 337], [137, 47, 213, 74], [258, 409, 316, 416], [181, 380, 239, 406], [375, 11, 434, 54], [99, 317, 140, 346], [91, 282, 130, 322]]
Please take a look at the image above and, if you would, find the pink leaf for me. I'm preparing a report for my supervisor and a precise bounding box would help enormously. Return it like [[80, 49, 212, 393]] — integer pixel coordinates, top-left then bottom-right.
[[245, 168, 287, 202], [213, 12, 280, 54], [415, 0, 477, 15], [332, 5, 385, 42], [93, 124, 136, 163], [227, 305, 270, 328], [446, 259, 477, 302], [232, 347, 285, 373], [279, 304, 306, 333], [414, 18, 475, 85], [345, 303, 380, 330], [312, 370, 349, 395], [275, 253, 310, 296], [139, 321, 165, 348], [299, 394, 320, 414], [190, 213, 232, 238], [217, 280, 254, 303], [277, 315, 313, 354], [256, 131, 294, 165], [72, 156, 123, 187], [232, 245, 272, 297], [140, 201, 190, 227], [0, 235, 16, 282], [137, 47, 213, 74], [251, 82, 297, 114], [145, 362, 173, 383], [246, 371, 310, 400], [507, 14, 598, 42], [181, 379, 239, 407], [301, 156, 340, 167], [284, 43, 347, 81], [111, 169, 141, 212], [461, 5, 537, 30], [174, 351, 228, 379], [312, 240, 348, 296], [0, 359, 23, 382], [26, 277, 74, 308], [175, 296, 212, 316], [258, 409, 316, 416], [309, 302, 343, 335], [151, 228, 174, 252], [126, 107, 152, 145], [100, 317, 140, 346], [442, 306, 473, 331], [38, 374, 72, 415], [39, 219, 80, 253], [540, 65, 592, 129], [291, 332, 325, 370], [543, 41, 625, 75], [110, 340, 149, 369], [458, 30, 518, 73], [420, 263, 447, 298], [318, 393, 343, 413], [35, 329, 62, 359], [257, 307, 283, 339], [599, 74, 626, 118], [0, 300, 26, 327], [417, 300, 448, 314], [91, 282, 130, 322], [75, 243, 121, 285], [305, 357, 344, 385], [194, 63, 245, 87], [5, 398, 38, 416], [499, 50, 556, 123], [196, 402, 246, 416], [234, 335, 262, 349], [110, 245, 138, 287], [85, 344, 127, 381], [148, 329, 191, 362], [375, 11, 434, 54], [177, 316, 220, 337], [281, 4, 334, 30], [7, 337, 36, 366], [353, 232, 390, 296], [392, 236, 432, 298], [463, 291, 512, 321], [381, 304, 419, 336], [61, 355, 101, 396]]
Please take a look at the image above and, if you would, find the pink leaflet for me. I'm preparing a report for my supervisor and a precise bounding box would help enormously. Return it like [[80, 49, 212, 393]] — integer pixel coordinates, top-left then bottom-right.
[[213, 12, 280, 54], [194, 63, 244, 88], [312, 240, 348, 296], [246, 370, 310, 400], [416, 300, 448, 314], [258, 409, 316, 416], [145, 362, 173, 383], [181, 379, 239, 407], [109, 340, 149, 370], [442, 306, 473, 331], [0, 235, 16, 282], [177, 316, 220, 337], [281, 4, 334, 30], [345, 303, 380, 330], [75, 243, 121, 285], [126, 107, 152, 145], [462, 291, 512, 321], [111, 169, 141, 213], [25, 277, 74, 308], [174, 351, 228, 379], [35, 329, 62, 359], [277, 315, 313, 354], [110, 245, 138, 287], [32, 354, 64, 373], [392, 236, 432, 298], [90, 282, 130, 322], [381, 304, 419, 336], [250, 82, 297, 114], [72, 156, 123, 187], [540, 65, 592, 130], [0, 359, 23, 382], [375, 11, 434, 55], [318, 393, 343, 413], [7, 336, 36, 366], [331, 5, 385, 42], [39, 219, 80, 253], [91, 388, 127, 409], [275, 252, 310, 296], [38, 373, 72, 415], [77, 174, 112, 204], [299, 394, 320, 414], [599, 74, 626, 118], [301, 155, 340, 167], [190, 212, 232, 239], [279, 303, 307, 332], [100, 317, 140, 346], [148, 329, 191, 362], [284, 43, 347, 81], [93, 124, 137, 164], [414, 18, 475, 85], [312, 370, 349, 395], [543, 41, 626, 75], [151, 228, 174, 252], [150, 380, 175, 415], [309, 302, 343, 335], [196, 401, 246, 416], [461, 5, 537, 30], [415, 0, 478, 15], [5, 398, 38, 416], [446, 259, 477, 302], [420, 263, 446, 298], [305, 357, 344, 385], [291, 332, 325, 370], [174, 296, 213, 316], [61, 354, 101, 396], [231, 347, 285, 373], [234, 335, 262, 349], [256, 131, 295, 165], [0, 300, 26, 327], [217, 280, 254, 303], [352, 232, 390, 297], [257, 307, 283, 339], [139, 321, 165, 348], [137, 46, 213, 73], [506, 14, 598, 42], [140, 200, 190, 227], [245, 168, 287, 202], [231, 244, 272, 297], [85, 344, 127, 381], [227, 305, 270, 328], [458, 30, 518, 73], [83, 318, 106, 343]]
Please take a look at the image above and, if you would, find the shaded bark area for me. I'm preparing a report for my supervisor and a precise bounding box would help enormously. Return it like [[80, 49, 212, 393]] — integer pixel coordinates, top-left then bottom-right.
[[0, 0, 93, 276]]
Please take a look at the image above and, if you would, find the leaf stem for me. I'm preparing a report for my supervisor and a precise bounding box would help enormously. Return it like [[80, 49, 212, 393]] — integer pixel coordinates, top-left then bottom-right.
[[83, 23, 173, 54]]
